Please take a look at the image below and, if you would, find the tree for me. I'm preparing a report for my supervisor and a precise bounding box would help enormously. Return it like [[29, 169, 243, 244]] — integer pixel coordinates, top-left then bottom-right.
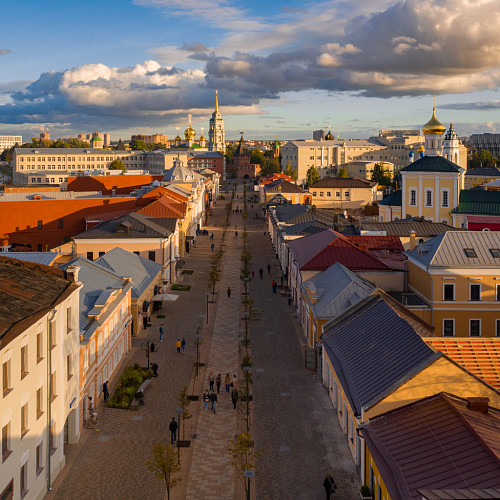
[[284, 160, 297, 181], [250, 148, 265, 165], [177, 385, 192, 440], [468, 149, 497, 169], [66, 138, 90, 148], [260, 157, 281, 176], [228, 433, 261, 500], [109, 159, 125, 171], [146, 443, 182, 500], [129, 139, 148, 151], [371, 162, 392, 186], [337, 166, 349, 178], [306, 166, 320, 186]]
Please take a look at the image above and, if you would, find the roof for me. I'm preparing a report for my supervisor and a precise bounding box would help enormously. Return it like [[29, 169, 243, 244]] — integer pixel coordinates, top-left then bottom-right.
[[451, 189, 500, 216], [136, 196, 186, 219], [359, 392, 500, 500], [284, 139, 383, 148], [424, 338, 500, 391], [74, 212, 176, 239], [272, 204, 308, 223], [281, 220, 329, 236], [400, 155, 464, 173], [0, 191, 106, 201], [162, 162, 205, 183], [301, 262, 376, 319], [265, 179, 304, 194], [15, 147, 116, 155], [346, 235, 404, 252], [61, 257, 131, 343], [465, 167, 500, 177], [0, 256, 76, 342], [417, 489, 500, 499], [322, 292, 436, 414], [406, 231, 500, 268], [96, 247, 162, 299], [234, 135, 250, 157], [4, 252, 60, 266], [310, 177, 376, 189], [360, 219, 461, 237], [377, 190, 402, 206]]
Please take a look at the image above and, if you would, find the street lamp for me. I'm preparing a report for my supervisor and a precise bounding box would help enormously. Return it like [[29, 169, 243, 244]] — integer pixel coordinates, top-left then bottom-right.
[[174, 408, 184, 464], [243, 470, 255, 500], [194, 334, 202, 377]]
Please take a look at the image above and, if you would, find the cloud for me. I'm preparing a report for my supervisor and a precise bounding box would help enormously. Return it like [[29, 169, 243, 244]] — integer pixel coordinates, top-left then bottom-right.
[[440, 100, 500, 110], [0, 49, 10, 56]]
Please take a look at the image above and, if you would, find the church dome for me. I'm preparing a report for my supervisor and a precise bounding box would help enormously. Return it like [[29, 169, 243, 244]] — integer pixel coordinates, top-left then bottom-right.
[[422, 107, 446, 135], [417, 143, 425, 153], [325, 127, 335, 141], [184, 125, 196, 140]]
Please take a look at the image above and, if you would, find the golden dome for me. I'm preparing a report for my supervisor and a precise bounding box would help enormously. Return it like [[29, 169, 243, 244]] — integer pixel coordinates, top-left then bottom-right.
[[422, 107, 446, 135], [418, 143, 425, 153], [184, 126, 196, 140]]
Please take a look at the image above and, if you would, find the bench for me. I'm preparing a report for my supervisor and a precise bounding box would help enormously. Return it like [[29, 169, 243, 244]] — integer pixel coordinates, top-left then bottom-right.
[[130, 378, 153, 411]]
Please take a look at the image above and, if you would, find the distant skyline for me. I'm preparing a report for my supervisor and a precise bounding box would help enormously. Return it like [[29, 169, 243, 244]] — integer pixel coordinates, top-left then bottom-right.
[[0, 0, 499, 142]]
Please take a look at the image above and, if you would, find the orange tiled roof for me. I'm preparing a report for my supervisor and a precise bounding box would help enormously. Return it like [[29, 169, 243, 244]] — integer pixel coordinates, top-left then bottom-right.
[[424, 338, 500, 390], [141, 186, 189, 203], [137, 197, 186, 218]]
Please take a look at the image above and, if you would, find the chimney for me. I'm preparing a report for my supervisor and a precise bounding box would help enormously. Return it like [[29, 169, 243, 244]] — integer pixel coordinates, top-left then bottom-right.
[[467, 397, 489, 414], [65, 265, 80, 283], [111, 188, 116, 197], [409, 230, 416, 250]]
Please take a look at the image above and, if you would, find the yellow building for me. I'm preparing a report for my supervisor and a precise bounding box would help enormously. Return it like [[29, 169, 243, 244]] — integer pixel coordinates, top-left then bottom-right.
[[308, 177, 378, 209], [406, 230, 500, 337], [464, 166, 500, 189]]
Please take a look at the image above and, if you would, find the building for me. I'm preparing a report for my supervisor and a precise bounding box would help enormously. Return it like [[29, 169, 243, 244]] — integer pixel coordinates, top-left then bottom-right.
[[0, 256, 81, 500], [464, 166, 500, 189], [260, 178, 311, 205], [130, 133, 169, 146], [61, 258, 132, 428], [359, 393, 500, 500], [312, 129, 326, 141], [208, 90, 225, 154], [308, 177, 378, 209], [0, 135, 22, 151], [451, 189, 500, 230], [469, 133, 500, 158], [341, 160, 395, 181]]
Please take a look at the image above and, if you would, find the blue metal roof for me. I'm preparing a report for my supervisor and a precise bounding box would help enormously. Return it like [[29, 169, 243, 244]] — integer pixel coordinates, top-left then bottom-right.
[[322, 294, 437, 415], [5, 252, 60, 266]]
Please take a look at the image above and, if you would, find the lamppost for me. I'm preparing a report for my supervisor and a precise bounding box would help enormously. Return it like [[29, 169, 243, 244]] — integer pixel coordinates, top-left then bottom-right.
[[174, 408, 184, 464], [243, 470, 255, 500], [206, 292, 210, 325], [243, 366, 251, 432], [194, 334, 202, 377]]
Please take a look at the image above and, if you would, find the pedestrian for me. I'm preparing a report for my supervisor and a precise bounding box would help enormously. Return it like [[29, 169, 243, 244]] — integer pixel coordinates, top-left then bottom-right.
[[225, 373, 231, 392], [211, 243, 215, 252], [323, 474, 336, 499], [210, 232, 214, 239], [251, 270, 255, 279], [176, 338, 181, 354], [235, 230, 238, 237], [227, 286, 231, 298], [203, 389, 210, 411], [103, 381, 109, 402], [159, 324, 164, 342], [181, 337, 186, 353], [210, 390, 217, 413], [87, 396, 93, 417], [231, 374, 239, 390], [272, 280, 277, 294], [169, 417, 178, 444], [231, 388, 239, 410], [151, 363, 158, 377], [216, 374, 222, 394], [259, 268, 264, 279], [267, 263, 271, 274], [208, 372, 215, 391]]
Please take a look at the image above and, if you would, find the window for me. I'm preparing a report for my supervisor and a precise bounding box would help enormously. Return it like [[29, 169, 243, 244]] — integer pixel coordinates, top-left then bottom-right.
[[50, 371, 57, 401], [37, 330, 43, 362], [335, 191, 341, 198], [99, 251, 105, 257], [344, 191, 350, 198], [326, 191, 331, 197], [443, 319, 455, 337], [36, 388, 43, 418], [1, 480, 13, 499], [490, 249, 500, 258], [425, 189, 432, 207], [148, 251, 156, 261], [21, 345, 28, 377], [409, 189, 416, 206], [36, 443, 43, 475], [86, 251, 93, 261], [37, 243, 42, 251], [21, 403, 28, 437], [66, 307, 72, 333], [58, 219, 63, 229], [2, 423, 10, 461], [20, 461, 28, 496], [49, 320, 56, 349], [464, 248, 477, 258], [49, 423, 56, 452], [89, 341, 95, 364], [470, 284, 481, 301], [443, 283, 455, 301], [470, 319, 481, 337], [319, 192, 324, 197], [496, 319, 500, 337], [2, 360, 10, 395], [67, 354, 72, 380], [37, 220, 43, 230], [441, 190, 449, 208], [497, 284, 500, 302]]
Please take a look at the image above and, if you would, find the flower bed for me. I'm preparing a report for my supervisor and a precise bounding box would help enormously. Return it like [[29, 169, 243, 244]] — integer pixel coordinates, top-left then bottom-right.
[[107, 365, 152, 409], [171, 284, 191, 291]]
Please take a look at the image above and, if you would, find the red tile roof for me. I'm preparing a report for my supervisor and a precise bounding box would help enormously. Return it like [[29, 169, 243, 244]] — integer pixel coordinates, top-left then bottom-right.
[[424, 338, 500, 391], [346, 235, 404, 252], [360, 392, 500, 500], [137, 197, 186, 219]]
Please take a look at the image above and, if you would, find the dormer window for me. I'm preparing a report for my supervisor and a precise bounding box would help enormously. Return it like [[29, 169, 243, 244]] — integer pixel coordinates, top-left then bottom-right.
[[464, 248, 477, 258], [490, 248, 500, 258]]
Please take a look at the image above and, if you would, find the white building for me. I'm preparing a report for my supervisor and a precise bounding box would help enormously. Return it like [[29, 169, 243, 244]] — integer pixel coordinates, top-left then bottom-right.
[[0, 136, 22, 152], [208, 90, 225, 154], [0, 257, 81, 500]]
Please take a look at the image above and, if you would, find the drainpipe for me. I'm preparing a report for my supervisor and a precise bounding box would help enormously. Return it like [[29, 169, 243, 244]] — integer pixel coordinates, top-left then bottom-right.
[[46, 308, 57, 493], [430, 271, 434, 326]]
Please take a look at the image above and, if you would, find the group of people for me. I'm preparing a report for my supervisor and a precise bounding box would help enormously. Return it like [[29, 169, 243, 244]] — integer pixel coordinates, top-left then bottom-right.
[[203, 373, 239, 412]]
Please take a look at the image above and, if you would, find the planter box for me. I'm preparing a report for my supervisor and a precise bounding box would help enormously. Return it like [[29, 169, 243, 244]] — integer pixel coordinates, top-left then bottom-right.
[[187, 395, 199, 401], [177, 440, 191, 448]]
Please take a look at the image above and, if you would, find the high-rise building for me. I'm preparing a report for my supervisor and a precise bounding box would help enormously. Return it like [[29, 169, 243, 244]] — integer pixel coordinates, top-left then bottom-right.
[[208, 90, 225, 154]]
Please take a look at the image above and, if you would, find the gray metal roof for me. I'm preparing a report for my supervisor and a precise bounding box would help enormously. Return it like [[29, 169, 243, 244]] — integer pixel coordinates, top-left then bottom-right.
[[273, 204, 309, 223], [282, 220, 329, 236], [61, 257, 132, 343], [360, 220, 461, 237], [406, 231, 500, 268], [96, 247, 162, 299], [0, 191, 105, 201], [302, 262, 376, 319], [322, 294, 437, 414], [4, 252, 60, 266], [284, 139, 383, 148]]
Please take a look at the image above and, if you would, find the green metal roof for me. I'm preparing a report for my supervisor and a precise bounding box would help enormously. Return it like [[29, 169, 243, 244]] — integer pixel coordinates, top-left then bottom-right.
[[400, 155, 464, 173], [378, 190, 402, 206], [451, 189, 500, 215]]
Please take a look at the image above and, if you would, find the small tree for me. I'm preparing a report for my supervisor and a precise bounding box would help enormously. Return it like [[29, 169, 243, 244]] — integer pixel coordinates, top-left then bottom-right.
[[371, 162, 392, 186], [109, 159, 125, 171], [177, 385, 192, 440], [228, 433, 261, 500], [306, 166, 320, 186], [337, 166, 349, 178], [146, 443, 182, 500]]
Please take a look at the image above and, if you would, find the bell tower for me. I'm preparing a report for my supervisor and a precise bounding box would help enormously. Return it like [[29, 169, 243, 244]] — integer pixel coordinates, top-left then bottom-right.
[[208, 90, 225, 153]]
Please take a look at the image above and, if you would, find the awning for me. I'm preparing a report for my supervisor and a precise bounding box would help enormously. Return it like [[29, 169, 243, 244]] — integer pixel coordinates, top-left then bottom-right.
[[151, 293, 179, 302]]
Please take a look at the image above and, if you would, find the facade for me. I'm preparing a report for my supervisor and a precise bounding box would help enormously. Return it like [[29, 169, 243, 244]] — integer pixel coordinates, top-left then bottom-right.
[[260, 179, 312, 205], [406, 230, 500, 337], [208, 90, 225, 154], [0, 257, 81, 500], [0, 135, 22, 151], [130, 133, 169, 147], [464, 166, 500, 189], [469, 133, 500, 158], [342, 160, 394, 180], [451, 189, 500, 230], [308, 177, 377, 209]]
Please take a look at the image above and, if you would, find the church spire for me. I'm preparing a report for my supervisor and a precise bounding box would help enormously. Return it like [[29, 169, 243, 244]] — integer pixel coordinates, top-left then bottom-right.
[[215, 90, 219, 114]]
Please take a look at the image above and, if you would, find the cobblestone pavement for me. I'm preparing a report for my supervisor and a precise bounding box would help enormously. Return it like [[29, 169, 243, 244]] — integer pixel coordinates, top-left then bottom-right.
[[49, 183, 360, 500]]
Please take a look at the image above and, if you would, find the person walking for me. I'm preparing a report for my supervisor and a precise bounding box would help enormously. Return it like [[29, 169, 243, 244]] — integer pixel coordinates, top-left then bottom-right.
[[251, 270, 255, 279], [169, 417, 178, 444], [232, 374, 239, 390], [181, 338, 186, 353], [216, 374, 222, 394], [210, 232, 214, 239], [225, 373, 231, 392], [211, 242, 215, 252], [231, 388, 238, 410], [272, 280, 277, 294], [175, 338, 182, 354], [259, 268, 264, 279], [267, 263, 271, 274], [103, 381, 109, 402], [210, 390, 217, 413], [203, 390, 210, 411], [208, 372, 215, 391], [159, 324, 164, 342], [227, 286, 231, 298], [323, 474, 335, 499]]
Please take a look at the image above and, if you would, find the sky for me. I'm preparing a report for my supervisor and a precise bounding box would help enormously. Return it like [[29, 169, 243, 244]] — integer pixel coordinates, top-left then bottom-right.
[[0, 0, 499, 141]]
